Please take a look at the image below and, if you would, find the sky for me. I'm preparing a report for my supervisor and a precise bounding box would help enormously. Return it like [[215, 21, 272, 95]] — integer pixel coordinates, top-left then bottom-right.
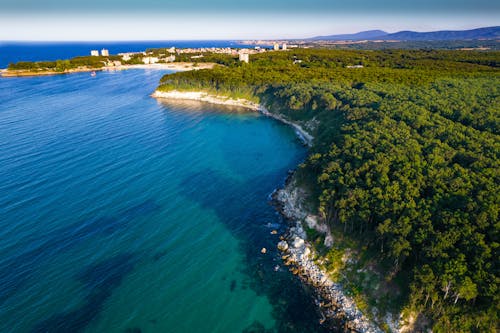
[[0, 0, 498, 40]]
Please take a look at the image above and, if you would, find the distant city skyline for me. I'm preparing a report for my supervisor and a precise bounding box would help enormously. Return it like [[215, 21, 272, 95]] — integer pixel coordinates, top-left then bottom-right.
[[0, 0, 498, 40]]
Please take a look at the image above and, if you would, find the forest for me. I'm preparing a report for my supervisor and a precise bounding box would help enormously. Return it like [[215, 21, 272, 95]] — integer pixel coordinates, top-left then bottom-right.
[[157, 49, 499, 332]]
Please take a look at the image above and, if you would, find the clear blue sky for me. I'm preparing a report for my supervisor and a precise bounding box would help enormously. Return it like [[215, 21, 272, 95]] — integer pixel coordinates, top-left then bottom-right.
[[0, 0, 498, 40]]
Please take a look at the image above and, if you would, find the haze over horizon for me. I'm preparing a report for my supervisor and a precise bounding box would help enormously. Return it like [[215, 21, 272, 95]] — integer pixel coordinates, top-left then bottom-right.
[[0, 0, 499, 40]]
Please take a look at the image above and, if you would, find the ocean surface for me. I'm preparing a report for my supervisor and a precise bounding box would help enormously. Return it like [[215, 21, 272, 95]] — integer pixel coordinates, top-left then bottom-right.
[[0, 67, 328, 332], [0, 41, 256, 68]]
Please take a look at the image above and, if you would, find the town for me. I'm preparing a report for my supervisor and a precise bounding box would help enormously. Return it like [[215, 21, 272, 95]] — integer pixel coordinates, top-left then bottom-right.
[[2, 43, 294, 76], [90, 43, 290, 65]]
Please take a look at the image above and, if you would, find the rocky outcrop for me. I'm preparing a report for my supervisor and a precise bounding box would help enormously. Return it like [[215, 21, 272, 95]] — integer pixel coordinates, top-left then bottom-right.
[[273, 176, 382, 333]]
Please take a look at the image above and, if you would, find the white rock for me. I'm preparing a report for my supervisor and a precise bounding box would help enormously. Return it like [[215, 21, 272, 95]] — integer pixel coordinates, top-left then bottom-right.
[[277, 240, 289, 252], [324, 234, 334, 247], [305, 215, 318, 228], [293, 237, 305, 248]]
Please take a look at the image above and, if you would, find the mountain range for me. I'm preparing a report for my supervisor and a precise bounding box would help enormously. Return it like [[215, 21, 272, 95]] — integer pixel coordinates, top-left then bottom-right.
[[311, 26, 500, 41]]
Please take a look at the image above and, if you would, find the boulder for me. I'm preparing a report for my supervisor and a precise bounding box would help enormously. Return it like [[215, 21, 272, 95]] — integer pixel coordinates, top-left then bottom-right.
[[277, 240, 289, 252], [293, 236, 305, 248], [305, 215, 318, 228]]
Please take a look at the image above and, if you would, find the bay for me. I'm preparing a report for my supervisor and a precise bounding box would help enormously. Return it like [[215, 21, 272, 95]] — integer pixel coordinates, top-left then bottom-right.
[[0, 69, 327, 332]]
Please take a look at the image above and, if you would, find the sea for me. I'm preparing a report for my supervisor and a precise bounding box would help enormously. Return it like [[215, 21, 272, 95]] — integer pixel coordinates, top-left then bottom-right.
[[0, 42, 327, 332]]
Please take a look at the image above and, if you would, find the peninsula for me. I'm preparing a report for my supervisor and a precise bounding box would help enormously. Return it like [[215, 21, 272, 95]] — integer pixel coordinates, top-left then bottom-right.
[[152, 48, 499, 332], [0, 62, 217, 77]]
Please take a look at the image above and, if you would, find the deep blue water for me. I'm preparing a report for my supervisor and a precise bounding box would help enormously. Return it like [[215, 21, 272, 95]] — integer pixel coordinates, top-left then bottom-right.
[[0, 69, 327, 332], [0, 41, 256, 68]]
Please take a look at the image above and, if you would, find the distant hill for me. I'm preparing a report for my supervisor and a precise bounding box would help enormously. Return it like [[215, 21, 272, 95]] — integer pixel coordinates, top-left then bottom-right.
[[311, 26, 500, 41], [311, 30, 388, 41]]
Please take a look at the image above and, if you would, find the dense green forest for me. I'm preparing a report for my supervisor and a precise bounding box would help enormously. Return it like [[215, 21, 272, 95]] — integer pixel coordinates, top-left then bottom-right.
[[157, 49, 499, 332]]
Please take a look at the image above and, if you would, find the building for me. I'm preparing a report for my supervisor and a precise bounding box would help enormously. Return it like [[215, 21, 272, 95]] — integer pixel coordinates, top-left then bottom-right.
[[165, 55, 176, 62], [101, 49, 109, 56], [273, 43, 279, 51], [142, 57, 159, 64], [239, 53, 249, 63], [282, 43, 287, 50], [90, 50, 99, 56]]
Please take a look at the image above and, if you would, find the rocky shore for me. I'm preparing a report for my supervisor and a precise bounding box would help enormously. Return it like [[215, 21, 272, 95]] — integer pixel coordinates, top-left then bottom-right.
[[273, 175, 383, 333], [152, 88, 381, 332]]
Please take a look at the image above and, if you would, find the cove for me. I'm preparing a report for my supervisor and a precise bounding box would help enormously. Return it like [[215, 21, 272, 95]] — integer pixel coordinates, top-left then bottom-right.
[[0, 69, 329, 332]]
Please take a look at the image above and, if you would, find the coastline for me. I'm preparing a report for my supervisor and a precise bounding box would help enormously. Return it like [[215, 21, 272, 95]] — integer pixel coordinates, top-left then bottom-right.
[[0, 67, 101, 77], [273, 176, 384, 333], [151, 88, 382, 331], [152, 90, 313, 147], [0, 62, 217, 78], [105, 62, 217, 72]]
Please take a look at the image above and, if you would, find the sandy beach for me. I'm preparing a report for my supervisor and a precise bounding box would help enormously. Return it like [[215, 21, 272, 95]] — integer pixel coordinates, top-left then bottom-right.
[[105, 62, 217, 72]]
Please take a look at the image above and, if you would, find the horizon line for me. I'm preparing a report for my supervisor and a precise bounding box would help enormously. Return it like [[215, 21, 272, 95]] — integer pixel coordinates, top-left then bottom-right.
[[0, 25, 498, 43]]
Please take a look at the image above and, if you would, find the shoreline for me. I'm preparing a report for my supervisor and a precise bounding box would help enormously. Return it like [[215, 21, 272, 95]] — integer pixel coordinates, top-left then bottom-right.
[[0, 62, 217, 78], [105, 62, 217, 72], [273, 176, 384, 333], [152, 90, 313, 147], [151, 88, 383, 331]]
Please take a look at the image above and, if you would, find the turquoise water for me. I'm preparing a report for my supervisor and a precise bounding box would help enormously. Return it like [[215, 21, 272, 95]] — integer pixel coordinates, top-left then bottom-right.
[[0, 70, 326, 332]]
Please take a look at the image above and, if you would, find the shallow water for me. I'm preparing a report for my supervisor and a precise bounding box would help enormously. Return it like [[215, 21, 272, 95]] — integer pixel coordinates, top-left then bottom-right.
[[0, 69, 328, 332]]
